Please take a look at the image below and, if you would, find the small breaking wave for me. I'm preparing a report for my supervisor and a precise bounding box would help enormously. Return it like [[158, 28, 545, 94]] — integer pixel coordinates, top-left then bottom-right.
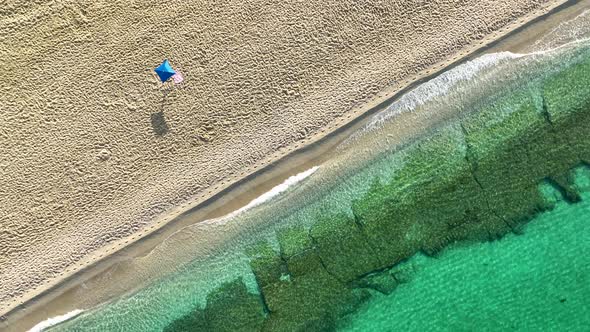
[[28, 310, 83, 332], [344, 36, 590, 149], [202, 165, 320, 225], [353, 52, 521, 136]]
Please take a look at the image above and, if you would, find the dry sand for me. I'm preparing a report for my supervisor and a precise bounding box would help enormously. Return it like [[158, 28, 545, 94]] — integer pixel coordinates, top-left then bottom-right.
[[0, 0, 570, 319]]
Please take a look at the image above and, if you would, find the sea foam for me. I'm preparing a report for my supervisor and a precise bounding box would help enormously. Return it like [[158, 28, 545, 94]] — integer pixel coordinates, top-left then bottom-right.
[[28, 310, 83, 332], [204, 165, 320, 225], [346, 52, 521, 142]]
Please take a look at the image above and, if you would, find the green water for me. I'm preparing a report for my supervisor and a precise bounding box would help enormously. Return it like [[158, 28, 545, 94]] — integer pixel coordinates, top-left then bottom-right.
[[49, 38, 590, 332], [342, 181, 590, 331]]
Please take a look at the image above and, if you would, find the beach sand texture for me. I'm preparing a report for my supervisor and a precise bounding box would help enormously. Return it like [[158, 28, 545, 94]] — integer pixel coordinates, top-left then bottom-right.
[[0, 0, 563, 312]]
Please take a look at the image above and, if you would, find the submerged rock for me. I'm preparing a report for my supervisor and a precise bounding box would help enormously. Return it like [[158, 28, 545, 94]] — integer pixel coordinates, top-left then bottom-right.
[[205, 278, 266, 332], [354, 271, 399, 295], [543, 51, 590, 162], [246, 241, 286, 289], [258, 227, 370, 331], [309, 213, 382, 283]]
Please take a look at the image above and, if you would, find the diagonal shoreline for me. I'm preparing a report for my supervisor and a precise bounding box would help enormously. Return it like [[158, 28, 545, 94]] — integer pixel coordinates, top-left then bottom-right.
[[0, 0, 581, 328]]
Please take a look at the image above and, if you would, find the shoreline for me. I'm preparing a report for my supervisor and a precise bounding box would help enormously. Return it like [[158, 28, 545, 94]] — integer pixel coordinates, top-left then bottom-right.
[[0, 0, 580, 329]]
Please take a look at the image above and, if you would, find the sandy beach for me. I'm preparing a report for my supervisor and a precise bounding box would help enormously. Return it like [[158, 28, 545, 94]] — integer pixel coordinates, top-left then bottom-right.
[[0, 0, 575, 325]]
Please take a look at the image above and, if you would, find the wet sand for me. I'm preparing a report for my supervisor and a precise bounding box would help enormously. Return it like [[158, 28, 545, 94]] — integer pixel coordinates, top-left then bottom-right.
[[3, 1, 589, 330]]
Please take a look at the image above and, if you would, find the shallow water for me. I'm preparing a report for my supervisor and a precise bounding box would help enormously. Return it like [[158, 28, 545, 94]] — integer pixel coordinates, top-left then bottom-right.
[[46, 13, 590, 332]]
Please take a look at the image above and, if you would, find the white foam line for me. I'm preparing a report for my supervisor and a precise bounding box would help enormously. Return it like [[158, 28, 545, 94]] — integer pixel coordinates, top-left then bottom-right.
[[338, 52, 519, 147], [363, 52, 520, 132], [204, 165, 320, 225], [28, 309, 84, 332], [531, 9, 590, 50], [234, 166, 319, 214], [345, 37, 590, 145]]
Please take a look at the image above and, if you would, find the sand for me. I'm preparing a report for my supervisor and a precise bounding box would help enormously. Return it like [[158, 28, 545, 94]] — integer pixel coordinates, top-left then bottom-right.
[[0, 0, 571, 320]]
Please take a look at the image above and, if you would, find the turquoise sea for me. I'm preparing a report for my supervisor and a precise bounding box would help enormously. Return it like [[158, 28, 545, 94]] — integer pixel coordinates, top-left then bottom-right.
[[42, 13, 590, 332], [343, 182, 590, 332]]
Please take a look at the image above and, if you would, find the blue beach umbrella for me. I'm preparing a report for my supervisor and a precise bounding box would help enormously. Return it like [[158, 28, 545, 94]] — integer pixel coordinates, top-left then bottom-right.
[[154, 59, 176, 82]]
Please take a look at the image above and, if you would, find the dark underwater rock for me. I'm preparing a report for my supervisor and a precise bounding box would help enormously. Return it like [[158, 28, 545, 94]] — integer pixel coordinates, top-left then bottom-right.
[[247, 241, 287, 289], [258, 226, 370, 332], [309, 213, 382, 283], [354, 270, 399, 295], [204, 278, 266, 332]]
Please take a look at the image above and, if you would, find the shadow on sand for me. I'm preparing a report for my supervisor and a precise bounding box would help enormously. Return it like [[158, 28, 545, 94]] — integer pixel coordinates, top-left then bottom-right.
[[151, 111, 169, 136], [151, 87, 173, 136]]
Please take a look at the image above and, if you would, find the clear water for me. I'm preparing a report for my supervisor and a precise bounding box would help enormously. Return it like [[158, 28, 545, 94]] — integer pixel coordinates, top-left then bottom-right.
[[342, 183, 590, 332]]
